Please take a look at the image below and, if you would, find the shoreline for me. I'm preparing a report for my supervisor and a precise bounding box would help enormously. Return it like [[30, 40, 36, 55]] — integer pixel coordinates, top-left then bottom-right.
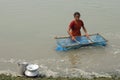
[[0, 71, 120, 80], [0, 73, 119, 80]]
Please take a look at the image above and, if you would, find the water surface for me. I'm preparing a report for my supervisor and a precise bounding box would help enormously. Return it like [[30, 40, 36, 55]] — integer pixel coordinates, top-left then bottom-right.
[[0, 0, 120, 77]]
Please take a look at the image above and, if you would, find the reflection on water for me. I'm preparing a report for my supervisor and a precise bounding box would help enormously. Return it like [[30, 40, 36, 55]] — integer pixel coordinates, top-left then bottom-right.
[[68, 53, 80, 68]]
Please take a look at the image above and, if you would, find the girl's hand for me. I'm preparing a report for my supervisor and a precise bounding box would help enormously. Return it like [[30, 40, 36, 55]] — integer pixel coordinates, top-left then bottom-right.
[[85, 33, 89, 39], [72, 36, 76, 41]]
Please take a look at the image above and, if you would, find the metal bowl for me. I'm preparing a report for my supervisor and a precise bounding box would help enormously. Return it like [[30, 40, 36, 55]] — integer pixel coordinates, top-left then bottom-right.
[[25, 70, 39, 77], [26, 64, 39, 72]]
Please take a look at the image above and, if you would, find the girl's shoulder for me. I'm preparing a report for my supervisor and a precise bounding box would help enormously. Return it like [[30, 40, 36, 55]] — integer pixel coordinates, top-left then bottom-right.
[[71, 19, 83, 22], [70, 20, 75, 24]]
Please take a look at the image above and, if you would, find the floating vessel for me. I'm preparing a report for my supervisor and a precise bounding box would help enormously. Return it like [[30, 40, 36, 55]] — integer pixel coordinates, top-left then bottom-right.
[[55, 33, 107, 51]]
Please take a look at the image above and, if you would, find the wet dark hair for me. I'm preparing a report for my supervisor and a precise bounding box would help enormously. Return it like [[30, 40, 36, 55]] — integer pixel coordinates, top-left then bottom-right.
[[74, 12, 80, 17]]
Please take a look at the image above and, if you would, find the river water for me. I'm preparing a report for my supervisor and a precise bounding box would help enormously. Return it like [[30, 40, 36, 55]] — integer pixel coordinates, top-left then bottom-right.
[[0, 0, 120, 78]]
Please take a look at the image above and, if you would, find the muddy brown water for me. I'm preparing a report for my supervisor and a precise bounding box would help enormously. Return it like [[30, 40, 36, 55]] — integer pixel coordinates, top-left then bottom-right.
[[0, 0, 120, 77]]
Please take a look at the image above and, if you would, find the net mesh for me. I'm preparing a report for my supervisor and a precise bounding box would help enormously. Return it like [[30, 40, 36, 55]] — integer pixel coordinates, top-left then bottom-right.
[[55, 34, 107, 51]]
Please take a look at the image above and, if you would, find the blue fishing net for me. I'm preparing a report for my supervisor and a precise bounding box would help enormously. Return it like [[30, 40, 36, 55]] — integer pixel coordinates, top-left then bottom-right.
[[55, 34, 107, 51]]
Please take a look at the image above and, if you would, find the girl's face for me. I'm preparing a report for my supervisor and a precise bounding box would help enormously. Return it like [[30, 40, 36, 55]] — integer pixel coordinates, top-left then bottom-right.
[[74, 15, 80, 21]]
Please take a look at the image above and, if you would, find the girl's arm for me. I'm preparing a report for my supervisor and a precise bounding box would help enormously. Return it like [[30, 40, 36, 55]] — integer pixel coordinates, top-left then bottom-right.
[[82, 26, 89, 38], [67, 27, 75, 40]]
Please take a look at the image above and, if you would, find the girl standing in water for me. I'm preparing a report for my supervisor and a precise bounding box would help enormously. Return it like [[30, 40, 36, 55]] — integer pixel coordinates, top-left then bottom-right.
[[67, 12, 89, 40]]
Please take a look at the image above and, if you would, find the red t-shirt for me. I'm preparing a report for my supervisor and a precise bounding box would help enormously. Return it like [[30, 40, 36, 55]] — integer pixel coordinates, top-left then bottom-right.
[[69, 20, 84, 36]]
